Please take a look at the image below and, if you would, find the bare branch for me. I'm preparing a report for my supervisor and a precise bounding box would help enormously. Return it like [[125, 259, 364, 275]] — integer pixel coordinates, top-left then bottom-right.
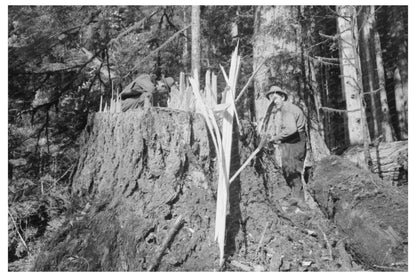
[[316, 223, 333, 261], [8, 210, 29, 253], [147, 215, 184, 271], [363, 88, 381, 95], [256, 221, 270, 254], [318, 32, 338, 41], [20, 49, 101, 75], [125, 24, 191, 78], [305, 37, 331, 51], [321, 106, 360, 113], [306, 55, 339, 66], [109, 9, 160, 46], [235, 58, 266, 102]]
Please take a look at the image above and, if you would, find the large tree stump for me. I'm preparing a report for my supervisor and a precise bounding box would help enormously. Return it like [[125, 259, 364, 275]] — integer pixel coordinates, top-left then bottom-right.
[[32, 108, 360, 271], [308, 155, 408, 270]]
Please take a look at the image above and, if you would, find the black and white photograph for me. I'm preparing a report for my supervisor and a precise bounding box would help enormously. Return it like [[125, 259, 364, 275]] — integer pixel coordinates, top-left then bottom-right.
[[7, 3, 410, 272]]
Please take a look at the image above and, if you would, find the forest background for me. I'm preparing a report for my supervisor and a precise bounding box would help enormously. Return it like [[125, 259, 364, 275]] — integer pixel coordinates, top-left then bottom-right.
[[4, 1, 412, 271]]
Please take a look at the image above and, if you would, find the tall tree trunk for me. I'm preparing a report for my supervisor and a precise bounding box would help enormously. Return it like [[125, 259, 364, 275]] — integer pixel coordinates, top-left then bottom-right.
[[304, 58, 330, 162], [253, 6, 329, 164], [337, 6, 369, 146], [299, 6, 330, 162], [253, 6, 302, 123], [306, 59, 325, 137], [231, 8, 239, 42], [253, 6, 276, 127], [392, 7, 408, 140], [394, 7, 408, 133], [182, 6, 190, 71], [322, 66, 333, 148], [394, 67, 407, 140], [191, 5, 201, 79], [358, 6, 381, 140], [374, 30, 395, 142]]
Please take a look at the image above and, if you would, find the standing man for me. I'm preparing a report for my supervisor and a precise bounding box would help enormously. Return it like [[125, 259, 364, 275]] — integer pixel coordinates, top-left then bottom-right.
[[265, 86, 307, 205]]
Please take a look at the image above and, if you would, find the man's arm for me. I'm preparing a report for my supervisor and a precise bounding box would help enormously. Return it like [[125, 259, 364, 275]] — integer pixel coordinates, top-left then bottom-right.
[[120, 88, 145, 99], [270, 112, 297, 142], [120, 74, 156, 100]]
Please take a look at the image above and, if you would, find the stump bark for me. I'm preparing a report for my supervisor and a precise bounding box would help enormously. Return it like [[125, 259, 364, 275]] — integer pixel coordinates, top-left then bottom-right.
[[34, 108, 219, 271]]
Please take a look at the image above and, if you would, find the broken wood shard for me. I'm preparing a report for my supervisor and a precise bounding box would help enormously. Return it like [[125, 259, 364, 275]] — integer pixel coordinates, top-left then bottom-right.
[[188, 46, 242, 267], [230, 100, 275, 184]]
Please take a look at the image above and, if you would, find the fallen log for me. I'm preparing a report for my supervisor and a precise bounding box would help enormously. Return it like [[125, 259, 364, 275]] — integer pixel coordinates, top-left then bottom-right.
[[308, 155, 407, 269], [230, 260, 252, 271], [342, 141, 407, 186]]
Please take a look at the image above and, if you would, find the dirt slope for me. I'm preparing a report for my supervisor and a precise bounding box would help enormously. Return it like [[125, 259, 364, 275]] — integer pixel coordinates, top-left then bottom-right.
[[308, 156, 408, 269]]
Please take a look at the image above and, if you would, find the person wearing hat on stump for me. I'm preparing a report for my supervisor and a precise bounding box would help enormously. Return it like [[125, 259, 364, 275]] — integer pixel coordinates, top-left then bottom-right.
[[120, 74, 155, 112], [265, 85, 307, 205], [154, 76, 175, 107], [120, 74, 175, 111]]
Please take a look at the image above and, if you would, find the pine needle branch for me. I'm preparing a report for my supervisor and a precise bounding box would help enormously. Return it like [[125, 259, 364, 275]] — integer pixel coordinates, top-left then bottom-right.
[[8, 210, 29, 252]]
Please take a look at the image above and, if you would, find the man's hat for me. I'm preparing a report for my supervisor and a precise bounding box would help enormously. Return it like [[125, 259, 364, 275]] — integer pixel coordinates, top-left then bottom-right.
[[162, 77, 175, 88], [266, 86, 288, 101]]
